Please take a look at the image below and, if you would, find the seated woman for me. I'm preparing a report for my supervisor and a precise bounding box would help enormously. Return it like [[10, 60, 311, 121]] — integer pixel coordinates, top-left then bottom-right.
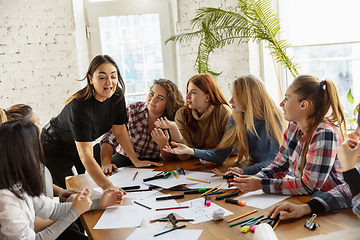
[[0, 119, 123, 240], [227, 75, 346, 195], [156, 73, 232, 160], [269, 103, 360, 220], [99, 79, 184, 174], [164, 75, 285, 175]]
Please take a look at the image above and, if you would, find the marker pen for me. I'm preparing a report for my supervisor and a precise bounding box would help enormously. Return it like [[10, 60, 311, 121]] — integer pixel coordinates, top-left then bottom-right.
[[184, 188, 211, 194], [222, 174, 239, 179], [215, 191, 240, 200], [156, 194, 185, 201], [204, 196, 211, 206], [224, 198, 246, 206]]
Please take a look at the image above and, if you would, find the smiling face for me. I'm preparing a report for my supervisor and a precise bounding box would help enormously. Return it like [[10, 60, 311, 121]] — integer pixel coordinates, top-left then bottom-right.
[[146, 84, 168, 116], [279, 84, 306, 123], [229, 86, 244, 113], [186, 82, 210, 114], [88, 63, 118, 102]]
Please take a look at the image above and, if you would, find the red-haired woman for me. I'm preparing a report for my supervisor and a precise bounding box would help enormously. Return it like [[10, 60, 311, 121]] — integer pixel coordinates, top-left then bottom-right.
[[156, 73, 232, 160]]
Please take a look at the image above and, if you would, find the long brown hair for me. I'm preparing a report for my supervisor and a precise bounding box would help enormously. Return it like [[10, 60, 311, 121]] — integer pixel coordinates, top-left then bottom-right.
[[151, 79, 185, 121], [66, 55, 125, 104], [183, 73, 229, 132], [291, 75, 346, 174], [216, 75, 285, 162]]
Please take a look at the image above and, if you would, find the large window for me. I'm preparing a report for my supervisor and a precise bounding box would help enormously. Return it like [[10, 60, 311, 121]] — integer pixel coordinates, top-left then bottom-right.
[[85, 0, 176, 103], [275, 0, 360, 120]]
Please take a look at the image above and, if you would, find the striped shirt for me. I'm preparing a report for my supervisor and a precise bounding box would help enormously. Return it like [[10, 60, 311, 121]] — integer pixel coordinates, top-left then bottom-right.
[[100, 102, 161, 159], [255, 121, 344, 195]]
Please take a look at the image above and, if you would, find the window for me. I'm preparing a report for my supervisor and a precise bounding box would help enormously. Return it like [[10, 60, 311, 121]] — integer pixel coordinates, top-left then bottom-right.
[[85, 0, 176, 103]]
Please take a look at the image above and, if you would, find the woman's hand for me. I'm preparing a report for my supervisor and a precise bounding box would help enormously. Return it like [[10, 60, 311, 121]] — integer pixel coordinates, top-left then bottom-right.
[[212, 168, 225, 176], [163, 141, 194, 155], [154, 117, 177, 130], [58, 188, 80, 202], [72, 188, 92, 215], [100, 189, 124, 208], [228, 175, 262, 193], [151, 128, 170, 147], [268, 202, 311, 220], [101, 164, 118, 175], [227, 167, 244, 175], [337, 138, 360, 171], [133, 160, 163, 168]]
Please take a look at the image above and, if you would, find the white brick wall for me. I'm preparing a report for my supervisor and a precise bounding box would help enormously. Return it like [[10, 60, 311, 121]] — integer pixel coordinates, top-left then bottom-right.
[[0, 0, 259, 124]]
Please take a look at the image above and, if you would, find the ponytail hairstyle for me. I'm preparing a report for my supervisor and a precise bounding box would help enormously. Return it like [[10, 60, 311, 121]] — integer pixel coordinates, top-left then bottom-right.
[[66, 55, 125, 104], [4, 104, 33, 121], [151, 79, 185, 121], [183, 73, 230, 132], [291, 75, 346, 174], [216, 75, 285, 162], [0, 119, 45, 200]]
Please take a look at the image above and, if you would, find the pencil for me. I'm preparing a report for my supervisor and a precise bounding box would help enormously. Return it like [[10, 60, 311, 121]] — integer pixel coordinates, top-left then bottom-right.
[[132, 171, 138, 181], [154, 224, 186, 237], [173, 170, 178, 179], [186, 177, 210, 183], [134, 201, 151, 210], [273, 219, 280, 230], [229, 218, 254, 227], [156, 206, 189, 211], [201, 184, 221, 196], [228, 209, 258, 223]]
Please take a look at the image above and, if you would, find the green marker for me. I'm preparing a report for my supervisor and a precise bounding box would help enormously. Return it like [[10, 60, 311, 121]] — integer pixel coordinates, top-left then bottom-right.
[[229, 218, 254, 227]]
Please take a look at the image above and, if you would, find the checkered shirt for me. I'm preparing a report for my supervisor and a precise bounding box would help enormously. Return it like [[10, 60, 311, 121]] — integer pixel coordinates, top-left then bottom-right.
[[255, 121, 344, 195], [100, 101, 160, 159]]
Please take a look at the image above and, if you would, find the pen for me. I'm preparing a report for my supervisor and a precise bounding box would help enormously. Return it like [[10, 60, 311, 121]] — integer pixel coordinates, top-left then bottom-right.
[[121, 185, 140, 191], [203, 191, 223, 196], [156, 206, 189, 211], [228, 209, 257, 223], [133, 201, 151, 210], [201, 184, 221, 196], [154, 224, 186, 237], [222, 174, 239, 179], [229, 218, 254, 227], [186, 177, 210, 183], [215, 191, 240, 200], [132, 171, 138, 181], [156, 194, 185, 201], [163, 171, 172, 179]]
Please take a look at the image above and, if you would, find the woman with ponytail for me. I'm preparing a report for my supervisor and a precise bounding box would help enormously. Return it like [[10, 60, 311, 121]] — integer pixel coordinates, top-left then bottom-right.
[[228, 75, 345, 195]]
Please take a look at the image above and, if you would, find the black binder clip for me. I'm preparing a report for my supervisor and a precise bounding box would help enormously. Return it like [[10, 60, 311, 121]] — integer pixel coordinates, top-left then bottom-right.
[[304, 214, 320, 230], [167, 213, 179, 227]]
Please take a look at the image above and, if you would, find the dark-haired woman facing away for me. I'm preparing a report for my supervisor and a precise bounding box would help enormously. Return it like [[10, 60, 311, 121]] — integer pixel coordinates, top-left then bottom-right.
[[41, 55, 162, 190]]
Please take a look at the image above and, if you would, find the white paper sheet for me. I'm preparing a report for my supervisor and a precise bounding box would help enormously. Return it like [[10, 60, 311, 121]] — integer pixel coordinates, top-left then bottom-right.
[[176, 198, 233, 224], [234, 190, 290, 209], [93, 206, 143, 229], [126, 228, 203, 240]]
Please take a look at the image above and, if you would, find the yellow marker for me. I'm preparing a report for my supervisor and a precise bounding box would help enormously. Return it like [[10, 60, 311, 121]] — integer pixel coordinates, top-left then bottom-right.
[[241, 225, 250, 233]]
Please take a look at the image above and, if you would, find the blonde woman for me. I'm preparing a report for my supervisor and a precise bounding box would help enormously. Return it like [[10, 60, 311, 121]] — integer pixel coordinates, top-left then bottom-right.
[[164, 75, 285, 175]]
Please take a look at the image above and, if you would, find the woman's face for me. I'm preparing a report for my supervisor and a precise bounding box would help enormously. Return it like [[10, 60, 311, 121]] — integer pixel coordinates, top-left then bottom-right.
[[186, 82, 210, 113], [229, 88, 243, 113], [279, 84, 304, 122], [29, 110, 42, 134], [89, 63, 118, 102], [146, 84, 167, 116]]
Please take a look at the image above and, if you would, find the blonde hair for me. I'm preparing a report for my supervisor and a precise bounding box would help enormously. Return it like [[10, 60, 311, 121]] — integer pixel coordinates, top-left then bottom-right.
[[216, 75, 285, 162], [0, 109, 7, 124], [291, 75, 346, 174]]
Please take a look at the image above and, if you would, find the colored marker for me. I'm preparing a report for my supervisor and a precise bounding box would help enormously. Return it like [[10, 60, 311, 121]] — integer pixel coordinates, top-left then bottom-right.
[[134, 201, 151, 210], [222, 174, 239, 179], [204, 196, 211, 206], [184, 188, 211, 194], [228, 209, 258, 223], [156, 206, 189, 211], [156, 194, 184, 201], [241, 225, 250, 233], [203, 191, 224, 196], [224, 198, 246, 206], [121, 185, 140, 191], [229, 218, 254, 227], [163, 171, 172, 179], [215, 191, 240, 200]]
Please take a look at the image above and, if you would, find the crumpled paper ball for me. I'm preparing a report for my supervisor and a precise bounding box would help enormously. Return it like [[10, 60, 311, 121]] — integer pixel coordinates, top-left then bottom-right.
[[199, 158, 208, 165], [212, 208, 225, 221]]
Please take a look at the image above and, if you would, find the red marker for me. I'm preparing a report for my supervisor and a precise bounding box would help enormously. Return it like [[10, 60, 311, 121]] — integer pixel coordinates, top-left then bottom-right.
[[224, 198, 246, 206], [156, 206, 189, 211], [204, 196, 211, 206]]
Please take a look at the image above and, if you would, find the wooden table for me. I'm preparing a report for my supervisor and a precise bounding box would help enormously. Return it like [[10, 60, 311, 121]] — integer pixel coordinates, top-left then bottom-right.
[[66, 157, 360, 240]]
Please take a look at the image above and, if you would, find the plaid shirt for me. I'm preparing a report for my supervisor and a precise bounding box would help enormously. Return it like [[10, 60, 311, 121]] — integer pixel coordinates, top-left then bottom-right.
[[255, 121, 344, 195], [100, 102, 161, 159]]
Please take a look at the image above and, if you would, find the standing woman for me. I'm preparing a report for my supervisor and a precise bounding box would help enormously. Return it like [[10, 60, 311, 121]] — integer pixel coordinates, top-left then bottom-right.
[[164, 75, 285, 175], [228, 75, 346, 195], [41, 55, 161, 190], [156, 73, 232, 160], [99, 79, 185, 174]]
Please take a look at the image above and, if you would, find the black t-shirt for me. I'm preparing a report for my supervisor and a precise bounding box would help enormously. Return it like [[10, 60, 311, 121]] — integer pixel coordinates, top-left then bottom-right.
[[50, 90, 128, 145]]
